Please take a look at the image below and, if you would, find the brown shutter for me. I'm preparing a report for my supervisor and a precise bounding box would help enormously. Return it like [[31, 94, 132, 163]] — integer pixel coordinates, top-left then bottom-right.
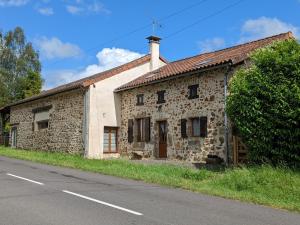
[[200, 116, 207, 137], [128, 119, 134, 143], [181, 119, 187, 138], [144, 117, 151, 142]]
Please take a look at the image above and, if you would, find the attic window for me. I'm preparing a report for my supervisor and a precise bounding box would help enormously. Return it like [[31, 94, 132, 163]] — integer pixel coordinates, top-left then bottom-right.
[[188, 84, 199, 99], [136, 94, 144, 106], [157, 90, 166, 104]]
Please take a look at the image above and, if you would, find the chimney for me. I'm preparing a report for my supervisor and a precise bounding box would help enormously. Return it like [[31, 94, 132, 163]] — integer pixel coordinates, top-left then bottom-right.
[[146, 36, 161, 71]]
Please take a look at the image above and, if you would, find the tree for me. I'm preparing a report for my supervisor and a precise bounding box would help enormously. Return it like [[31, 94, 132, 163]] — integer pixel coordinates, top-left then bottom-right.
[[0, 27, 42, 107], [227, 39, 300, 167]]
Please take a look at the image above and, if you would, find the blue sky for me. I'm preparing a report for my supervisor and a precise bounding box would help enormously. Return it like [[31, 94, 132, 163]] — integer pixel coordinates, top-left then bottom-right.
[[1, 0, 299, 89]]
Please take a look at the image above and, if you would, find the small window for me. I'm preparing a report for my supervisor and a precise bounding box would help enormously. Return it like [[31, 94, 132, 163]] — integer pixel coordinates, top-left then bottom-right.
[[104, 127, 118, 153], [37, 120, 49, 130], [157, 90, 166, 104], [136, 94, 144, 105], [191, 117, 200, 137], [188, 84, 199, 99], [34, 109, 50, 131]]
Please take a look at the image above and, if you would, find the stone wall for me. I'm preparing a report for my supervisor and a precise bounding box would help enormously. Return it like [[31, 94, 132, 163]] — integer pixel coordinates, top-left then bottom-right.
[[119, 67, 235, 162], [10, 89, 85, 154]]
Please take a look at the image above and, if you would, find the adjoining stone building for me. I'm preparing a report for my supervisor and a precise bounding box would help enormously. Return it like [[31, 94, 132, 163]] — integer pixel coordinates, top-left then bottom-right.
[[0, 36, 167, 158], [115, 32, 293, 163]]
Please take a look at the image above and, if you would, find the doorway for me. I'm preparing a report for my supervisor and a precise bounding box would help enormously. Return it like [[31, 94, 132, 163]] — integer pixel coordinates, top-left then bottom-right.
[[11, 127, 17, 148], [158, 121, 167, 158]]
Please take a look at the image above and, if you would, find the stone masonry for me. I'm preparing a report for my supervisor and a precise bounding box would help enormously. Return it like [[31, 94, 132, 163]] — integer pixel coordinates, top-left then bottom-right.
[[10, 89, 85, 154], [119, 67, 235, 162]]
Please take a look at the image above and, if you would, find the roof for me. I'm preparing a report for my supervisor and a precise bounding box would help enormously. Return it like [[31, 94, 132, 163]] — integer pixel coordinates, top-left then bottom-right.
[[116, 32, 294, 92], [6, 54, 167, 107]]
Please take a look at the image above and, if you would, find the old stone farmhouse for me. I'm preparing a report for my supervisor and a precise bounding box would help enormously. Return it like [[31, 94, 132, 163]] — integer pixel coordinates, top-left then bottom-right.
[[0, 36, 167, 159], [115, 32, 293, 164], [0, 32, 293, 163]]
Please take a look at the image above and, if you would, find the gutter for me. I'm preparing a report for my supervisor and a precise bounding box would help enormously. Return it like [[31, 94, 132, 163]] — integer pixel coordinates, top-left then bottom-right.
[[115, 61, 233, 93], [224, 62, 233, 166]]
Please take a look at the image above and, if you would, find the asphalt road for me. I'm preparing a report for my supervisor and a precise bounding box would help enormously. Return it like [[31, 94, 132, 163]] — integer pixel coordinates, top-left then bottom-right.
[[0, 156, 299, 225]]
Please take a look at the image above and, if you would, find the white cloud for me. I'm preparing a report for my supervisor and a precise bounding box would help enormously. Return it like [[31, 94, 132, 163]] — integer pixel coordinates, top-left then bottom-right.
[[43, 47, 144, 89], [66, 5, 83, 14], [240, 17, 299, 42], [0, 0, 29, 7], [37, 7, 54, 15], [65, 0, 110, 15], [197, 37, 225, 53], [35, 37, 82, 59]]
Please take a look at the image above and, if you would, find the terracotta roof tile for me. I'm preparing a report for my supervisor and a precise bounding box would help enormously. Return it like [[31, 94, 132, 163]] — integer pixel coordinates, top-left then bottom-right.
[[7, 54, 167, 107], [116, 32, 293, 92]]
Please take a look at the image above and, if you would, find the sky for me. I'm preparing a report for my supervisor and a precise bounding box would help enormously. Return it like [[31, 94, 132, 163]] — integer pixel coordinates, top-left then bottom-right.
[[0, 0, 299, 89]]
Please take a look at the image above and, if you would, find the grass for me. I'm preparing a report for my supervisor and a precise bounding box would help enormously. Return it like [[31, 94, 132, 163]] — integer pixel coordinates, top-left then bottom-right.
[[0, 146, 299, 213]]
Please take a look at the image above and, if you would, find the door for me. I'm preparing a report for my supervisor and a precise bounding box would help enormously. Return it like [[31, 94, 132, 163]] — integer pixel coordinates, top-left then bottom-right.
[[158, 121, 167, 158], [103, 127, 118, 153], [11, 127, 17, 148]]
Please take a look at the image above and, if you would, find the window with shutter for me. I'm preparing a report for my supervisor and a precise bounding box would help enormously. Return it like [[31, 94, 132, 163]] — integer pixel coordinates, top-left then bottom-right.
[[181, 119, 187, 138], [191, 117, 200, 137], [200, 116, 208, 137], [128, 119, 133, 143], [144, 117, 151, 142]]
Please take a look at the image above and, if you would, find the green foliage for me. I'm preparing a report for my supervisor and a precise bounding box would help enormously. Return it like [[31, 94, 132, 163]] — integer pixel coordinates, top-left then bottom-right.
[[0, 27, 42, 107], [227, 39, 300, 167]]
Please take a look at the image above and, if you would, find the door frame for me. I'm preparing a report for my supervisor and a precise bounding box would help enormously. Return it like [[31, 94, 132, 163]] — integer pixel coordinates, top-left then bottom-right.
[[11, 126, 17, 148], [157, 120, 167, 158]]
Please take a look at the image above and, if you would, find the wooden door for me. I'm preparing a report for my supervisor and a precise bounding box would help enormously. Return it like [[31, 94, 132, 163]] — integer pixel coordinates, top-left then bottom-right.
[[158, 121, 167, 158]]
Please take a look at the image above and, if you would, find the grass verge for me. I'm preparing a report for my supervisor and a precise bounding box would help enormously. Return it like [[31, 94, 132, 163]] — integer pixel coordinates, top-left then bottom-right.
[[0, 146, 299, 212]]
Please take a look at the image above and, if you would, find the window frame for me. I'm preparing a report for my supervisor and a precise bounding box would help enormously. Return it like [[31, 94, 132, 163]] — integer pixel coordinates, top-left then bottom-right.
[[103, 126, 118, 153], [157, 90, 166, 104], [136, 118, 145, 142], [136, 94, 144, 106], [190, 117, 201, 137], [188, 84, 199, 99], [37, 120, 49, 130]]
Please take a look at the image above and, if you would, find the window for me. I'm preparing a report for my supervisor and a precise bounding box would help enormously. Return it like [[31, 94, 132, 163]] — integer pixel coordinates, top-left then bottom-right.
[[136, 117, 150, 142], [33, 108, 50, 131], [103, 127, 118, 153], [191, 117, 200, 137], [37, 120, 49, 130], [157, 90, 166, 104], [136, 94, 144, 105], [188, 84, 199, 99]]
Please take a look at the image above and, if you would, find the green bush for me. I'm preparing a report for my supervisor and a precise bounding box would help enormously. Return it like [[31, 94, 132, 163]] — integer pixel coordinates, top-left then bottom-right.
[[227, 39, 300, 167]]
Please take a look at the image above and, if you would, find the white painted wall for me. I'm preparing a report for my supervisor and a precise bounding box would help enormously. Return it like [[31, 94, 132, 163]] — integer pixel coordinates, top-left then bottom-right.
[[85, 59, 166, 158]]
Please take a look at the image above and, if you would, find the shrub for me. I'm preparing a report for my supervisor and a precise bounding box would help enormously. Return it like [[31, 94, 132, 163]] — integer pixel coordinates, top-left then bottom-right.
[[227, 39, 300, 167]]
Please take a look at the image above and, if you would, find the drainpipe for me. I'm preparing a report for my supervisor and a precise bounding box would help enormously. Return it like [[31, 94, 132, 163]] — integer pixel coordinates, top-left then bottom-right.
[[83, 88, 90, 157], [224, 63, 232, 166]]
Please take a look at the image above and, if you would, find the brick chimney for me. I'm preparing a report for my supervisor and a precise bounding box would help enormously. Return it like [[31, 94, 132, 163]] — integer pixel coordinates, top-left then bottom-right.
[[146, 36, 161, 71]]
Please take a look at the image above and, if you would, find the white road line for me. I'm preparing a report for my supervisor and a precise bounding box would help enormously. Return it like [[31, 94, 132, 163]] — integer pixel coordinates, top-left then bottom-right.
[[62, 190, 143, 216], [6, 173, 44, 186]]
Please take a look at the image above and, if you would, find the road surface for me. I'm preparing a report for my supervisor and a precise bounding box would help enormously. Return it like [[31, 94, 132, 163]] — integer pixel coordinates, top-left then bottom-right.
[[0, 156, 299, 225]]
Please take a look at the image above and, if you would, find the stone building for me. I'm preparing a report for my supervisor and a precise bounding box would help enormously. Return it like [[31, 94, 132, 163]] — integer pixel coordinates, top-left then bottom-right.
[[115, 32, 293, 163], [0, 36, 167, 158], [0, 32, 293, 163]]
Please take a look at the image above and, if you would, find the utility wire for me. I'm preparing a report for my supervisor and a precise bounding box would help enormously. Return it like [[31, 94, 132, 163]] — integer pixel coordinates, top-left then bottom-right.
[[46, 0, 210, 67], [164, 0, 246, 39]]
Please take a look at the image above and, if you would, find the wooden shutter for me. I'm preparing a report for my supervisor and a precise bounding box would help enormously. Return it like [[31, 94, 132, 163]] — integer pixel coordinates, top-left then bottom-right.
[[144, 117, 151, 142], [128, 119, 134, 143], [200, 116, 207, 137], [181, 119, 187, 138]]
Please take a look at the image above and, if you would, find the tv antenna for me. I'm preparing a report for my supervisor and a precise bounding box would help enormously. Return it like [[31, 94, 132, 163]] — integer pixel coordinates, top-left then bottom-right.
[[152, 19, 163, 36]]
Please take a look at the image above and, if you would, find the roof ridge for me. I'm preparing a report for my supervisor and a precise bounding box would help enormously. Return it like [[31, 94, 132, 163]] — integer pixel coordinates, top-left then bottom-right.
[[166, 31, 293, 65]]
